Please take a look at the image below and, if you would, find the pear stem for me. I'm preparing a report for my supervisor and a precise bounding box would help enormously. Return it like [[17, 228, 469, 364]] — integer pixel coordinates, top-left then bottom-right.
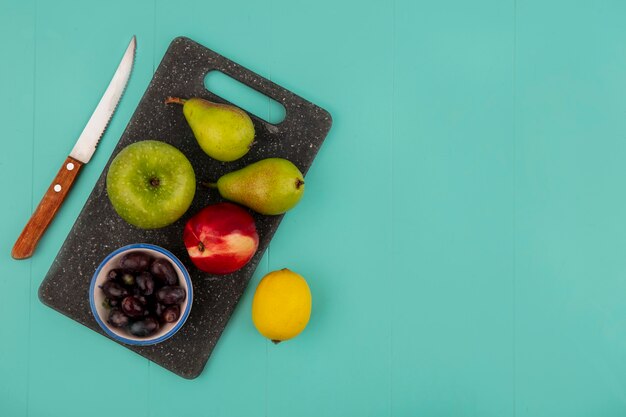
[[164, 96, 187, 105], [201, 181, 218, 189]]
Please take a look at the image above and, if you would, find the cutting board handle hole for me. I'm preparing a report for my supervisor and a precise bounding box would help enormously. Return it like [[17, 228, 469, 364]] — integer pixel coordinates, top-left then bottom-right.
[[204, 70, 286, 125]]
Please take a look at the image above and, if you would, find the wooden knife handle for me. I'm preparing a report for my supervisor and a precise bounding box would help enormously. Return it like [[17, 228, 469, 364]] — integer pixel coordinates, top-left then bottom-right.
[[12, 156, 84, 259]]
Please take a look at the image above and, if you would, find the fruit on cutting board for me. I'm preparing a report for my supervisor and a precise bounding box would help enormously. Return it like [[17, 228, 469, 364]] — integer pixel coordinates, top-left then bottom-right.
[[165, 96, 255, 162], [100, 251, 187, 338], [183, 203, 259, 274], [106, 140, 196, 229], [208, 158, 305, 215], [252, 268, 311, 343]]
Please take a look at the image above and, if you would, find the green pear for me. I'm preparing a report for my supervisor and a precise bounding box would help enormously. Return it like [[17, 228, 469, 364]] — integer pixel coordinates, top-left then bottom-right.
[[212, 158, 305, 215], [166, 97, 255, 162]]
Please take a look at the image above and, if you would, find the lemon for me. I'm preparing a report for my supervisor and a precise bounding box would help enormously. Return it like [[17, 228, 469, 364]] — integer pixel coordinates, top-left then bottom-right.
[[252, 268, 312, 343]]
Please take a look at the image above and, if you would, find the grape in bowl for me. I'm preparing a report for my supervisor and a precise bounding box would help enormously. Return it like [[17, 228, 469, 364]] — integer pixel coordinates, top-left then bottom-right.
[[89, 244, 193, 346]]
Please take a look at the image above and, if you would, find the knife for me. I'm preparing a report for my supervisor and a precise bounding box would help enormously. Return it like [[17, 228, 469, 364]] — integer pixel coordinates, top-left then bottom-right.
[[12, 36, 136, 260]]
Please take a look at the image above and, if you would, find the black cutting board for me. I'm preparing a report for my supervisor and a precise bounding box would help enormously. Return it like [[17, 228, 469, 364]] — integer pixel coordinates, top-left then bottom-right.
[[38, 37, 332, 379]]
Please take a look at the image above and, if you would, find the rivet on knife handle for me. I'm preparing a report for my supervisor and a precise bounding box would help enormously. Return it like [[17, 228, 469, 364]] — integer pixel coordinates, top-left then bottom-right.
[[12, 157, 84, 259]]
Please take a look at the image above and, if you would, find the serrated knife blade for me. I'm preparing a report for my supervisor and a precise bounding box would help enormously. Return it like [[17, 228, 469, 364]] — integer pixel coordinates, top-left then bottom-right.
[[12, 36, 137, 259], [70, 36, 136, 163]]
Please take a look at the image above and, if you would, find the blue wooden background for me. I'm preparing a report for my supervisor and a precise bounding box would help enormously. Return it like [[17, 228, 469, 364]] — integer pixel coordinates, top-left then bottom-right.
[[1, 0, 626, 415]]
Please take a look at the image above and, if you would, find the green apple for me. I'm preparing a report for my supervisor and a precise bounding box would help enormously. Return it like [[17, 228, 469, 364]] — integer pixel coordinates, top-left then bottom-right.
[[106, 140, 196, 229]]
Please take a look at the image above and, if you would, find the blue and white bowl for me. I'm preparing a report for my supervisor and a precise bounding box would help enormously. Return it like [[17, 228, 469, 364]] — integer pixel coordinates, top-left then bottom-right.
[[89, 243, 193, 346]]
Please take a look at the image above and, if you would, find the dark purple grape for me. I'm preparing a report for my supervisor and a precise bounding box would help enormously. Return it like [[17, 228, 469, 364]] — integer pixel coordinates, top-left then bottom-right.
[[154, 302, 165, 318], [156, 286, 186, 305], [101, 281, 129, 300], [108, 308, 129, 328], [121, 296, 146, 318], [129, 316, 160, 337], [150, 258, 178, 286], [136, 271, 155, 296], [162, 305, 180, 323], [107, 269, 122, 281], [119, 252, 152, 272]]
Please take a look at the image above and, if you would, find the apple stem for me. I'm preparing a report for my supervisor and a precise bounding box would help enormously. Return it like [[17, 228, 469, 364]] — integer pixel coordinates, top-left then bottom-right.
[[271, 340, 282, 345], [201, 181, 218, 189], [164, 96, 187, 105]]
